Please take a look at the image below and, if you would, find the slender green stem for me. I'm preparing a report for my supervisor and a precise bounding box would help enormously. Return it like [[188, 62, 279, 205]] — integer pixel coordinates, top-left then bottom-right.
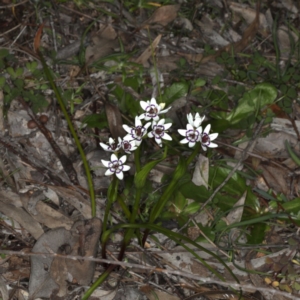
[[117, 195, 131, 220], [38, 52, 96, 217], [118, 148, 143, 258], [134, 145, 141, 172], [143, 143, 201, 244], [102, 175, 119, 234], [81, 265, 115, 300], [187, 142, 200, 165]]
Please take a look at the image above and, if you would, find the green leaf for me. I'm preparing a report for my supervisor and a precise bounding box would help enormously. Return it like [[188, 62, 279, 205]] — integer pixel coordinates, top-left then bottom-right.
[[285, 140, 300, 166], [162, 82, 188, 106], [172, 191, 187, 212], [182, 201, 201, 215], [282, 197, 300, 214], [194, 78, 206, 87], [14, 78, 24, 89], [0, 77, 6, 88], [227, 83, 277, 124], [247, 222, 266, 244], [82, 113, 108, 129], [15, 67, 23, 77], [194, 225, 215, 243], [180, 181, 210, 203], [0, 48, 9, 59], [6, 67, 16, 79], [134, 149, 167, 189], [26, 61, 38, 73]]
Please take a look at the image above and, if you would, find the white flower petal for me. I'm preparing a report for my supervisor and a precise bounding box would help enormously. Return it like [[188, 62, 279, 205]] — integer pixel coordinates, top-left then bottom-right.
[[180, 138, 189, 144], [135, 116, 142, 126], [111, 153, 118, 161], [123, 124, 132, 134], [164, 123, 172, 130], [144, 122, 151, 129], [178, 129, 187, 136], [148, 132, 154, 138], [140, 101, 148, 110], [116, 171, 124, 180], [122, 165, 130, 172], [99, 143, 109, 151], [108, 137, 114, 144], [162, 133, 172, 141], [204, 124, 211, 134], [105, 169, 114, 176], [208, 142, 218, 148], [119, 155, 127, 164], [160, 107, 171, 114], [101, 159, 110, 168], [150, 98, 157, 105], [139, 113, 146, 120], [155, 138, 162, 146], [188, 141, 196, 148], [157, 118, 165, 125], [201, 145, 207, 151], [209, 133, 218, 141], [186, 123, 194, 130]]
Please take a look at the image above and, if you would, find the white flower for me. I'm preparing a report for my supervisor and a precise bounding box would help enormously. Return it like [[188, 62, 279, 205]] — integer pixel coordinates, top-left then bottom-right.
[[123, 116, 151, 146], [119, 136, 137, 154], [139, 98, 171, 122], [101, 154, 130, 180], [148, 118, 172, 147], [198, 124, 218, 151], [178, 123, 202, 148], [187, 113, 205, 128], [100, 137, 121, 152]]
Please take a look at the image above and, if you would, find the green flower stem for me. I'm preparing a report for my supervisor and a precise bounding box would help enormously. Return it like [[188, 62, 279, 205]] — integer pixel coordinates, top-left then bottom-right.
[[187, 142, 201, 165], [102, 175, 119, 234], [134, 145, 141, 172], [143, 143, 201, 244], [118, 147, 143, 259], [101, 175, 119, 259], [38, 51, 96, 217], [81, 264, 115, 300], [117, 195, 131, 220]]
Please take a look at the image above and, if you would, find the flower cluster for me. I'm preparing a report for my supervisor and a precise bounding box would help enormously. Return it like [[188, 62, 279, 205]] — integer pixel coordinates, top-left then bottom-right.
[[100, 98, 218, 179], [178, 113, 218, 151]]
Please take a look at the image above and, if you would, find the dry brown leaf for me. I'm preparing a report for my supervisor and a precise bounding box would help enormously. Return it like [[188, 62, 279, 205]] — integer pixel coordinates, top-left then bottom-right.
[[85, 27, 118, 65], [226, 191, 246, 225], [134, 34, 162, 65], [20, 191, 73, 230], [192, 154, 209, 189], [85, 38, 119, 65], [105, 103, 126, 139], [229, 1, 268, 31], [54, 186, 92, 219], [141, 4, 180, 28], [181, 1, 261, 64], [258, 164, 289, 195]]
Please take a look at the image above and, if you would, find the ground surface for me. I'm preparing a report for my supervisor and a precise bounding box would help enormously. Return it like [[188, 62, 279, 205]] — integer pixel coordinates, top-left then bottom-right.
[[1, 0, 300, 299]]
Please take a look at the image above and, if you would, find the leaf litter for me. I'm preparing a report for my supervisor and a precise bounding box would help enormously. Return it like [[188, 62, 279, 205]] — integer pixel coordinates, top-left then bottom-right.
[[1, 0, 300, 299]]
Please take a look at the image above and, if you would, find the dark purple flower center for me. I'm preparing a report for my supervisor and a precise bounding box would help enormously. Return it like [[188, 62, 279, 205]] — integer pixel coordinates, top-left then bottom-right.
[[133, 126, 144, 140], [109, 141, 119, 150], [122, 141, 131, 151], [201, 133, 210, 145], [146, 105, 158, 117], [187, 129, 199, 141], [154, 125, 164, 137], [110, 160, 122, 173]]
